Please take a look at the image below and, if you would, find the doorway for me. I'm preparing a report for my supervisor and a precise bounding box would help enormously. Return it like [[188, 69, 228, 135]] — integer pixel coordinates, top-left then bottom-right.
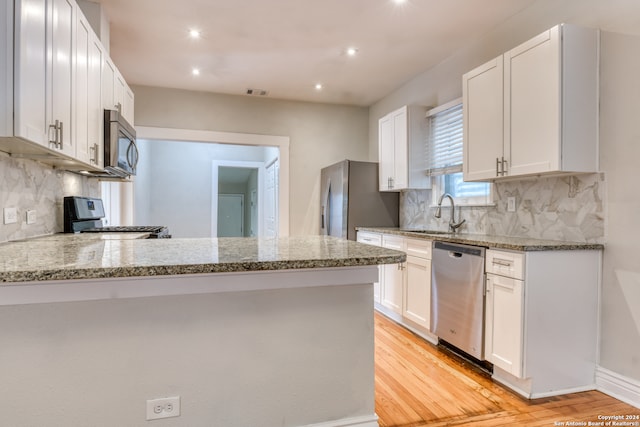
[[217, 194, 244, 237], [216, 165, 260, 237], [212, 161, 266, 238]]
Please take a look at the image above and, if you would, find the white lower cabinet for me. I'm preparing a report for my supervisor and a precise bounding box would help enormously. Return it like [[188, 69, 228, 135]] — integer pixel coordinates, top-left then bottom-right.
[[381, 235, 404, 314], [403, 238, 432, 330], [356, 231, 383, 303], [484, 248, 601, 398], [357, 231, 435, 339], [485, 273, 523, 378]]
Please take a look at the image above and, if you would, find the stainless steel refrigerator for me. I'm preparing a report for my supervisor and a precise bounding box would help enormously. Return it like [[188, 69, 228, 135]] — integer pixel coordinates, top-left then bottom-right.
[[320, 160, 399, 240]]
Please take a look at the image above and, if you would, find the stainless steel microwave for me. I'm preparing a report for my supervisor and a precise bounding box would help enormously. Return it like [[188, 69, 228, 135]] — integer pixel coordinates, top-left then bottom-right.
[[104, 109, 138, 177]]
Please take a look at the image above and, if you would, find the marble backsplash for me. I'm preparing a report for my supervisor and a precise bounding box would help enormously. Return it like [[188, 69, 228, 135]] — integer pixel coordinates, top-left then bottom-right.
[[0, 153, 100, 243], [400, 173, 605, 243]]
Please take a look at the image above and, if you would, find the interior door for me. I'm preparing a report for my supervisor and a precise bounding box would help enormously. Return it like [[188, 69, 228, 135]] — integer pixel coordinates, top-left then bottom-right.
[[218, 194, 244, 237]]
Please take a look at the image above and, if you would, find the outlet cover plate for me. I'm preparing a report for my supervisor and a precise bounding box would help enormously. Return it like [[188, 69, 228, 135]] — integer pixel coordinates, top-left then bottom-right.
[[146, 396, 180, 420], [3, 207, 17, 224]]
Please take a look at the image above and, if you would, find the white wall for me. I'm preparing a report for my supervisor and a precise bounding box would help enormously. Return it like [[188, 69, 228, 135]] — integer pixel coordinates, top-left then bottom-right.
[[0, 284, 376, 426], [131, 85, 370, 236], [368, 0, 640, 385], [599, 31, 640, 383]]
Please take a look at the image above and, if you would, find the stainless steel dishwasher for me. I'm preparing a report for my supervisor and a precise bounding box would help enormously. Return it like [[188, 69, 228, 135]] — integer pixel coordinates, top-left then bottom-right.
[[430, 241, 486, 360]]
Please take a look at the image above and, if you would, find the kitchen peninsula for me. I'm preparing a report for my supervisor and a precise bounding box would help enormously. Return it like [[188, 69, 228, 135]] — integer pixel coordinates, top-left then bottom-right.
[[0, 235, 404, 427]]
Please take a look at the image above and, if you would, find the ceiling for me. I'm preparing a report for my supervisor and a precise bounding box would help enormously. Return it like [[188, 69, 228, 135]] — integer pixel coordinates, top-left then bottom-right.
[[94, 0, 538, 106]]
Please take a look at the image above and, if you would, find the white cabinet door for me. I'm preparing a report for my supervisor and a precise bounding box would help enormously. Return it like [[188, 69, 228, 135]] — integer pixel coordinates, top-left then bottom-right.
[[381, 235, 404, 314], [123, 86, 135, 124], [378, 114, 395, 191], [13, 0, 48, 145], [74, 13, 103, 166], [378, 105, 428, 191], [102, 56, 116, 110], [463, 56, 504, 181], [48, 0, 74, 157], [505, 26, 560, 176], [87, 34, 103, 167], [403, 254, 431, 330], [391, 107, 408, 189], [485, 273, 524, 378]]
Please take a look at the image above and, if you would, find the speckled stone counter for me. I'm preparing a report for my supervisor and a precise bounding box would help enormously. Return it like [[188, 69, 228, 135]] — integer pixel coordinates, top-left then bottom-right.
[[356, 227, 604, 251], [0, 235, 406, 283]]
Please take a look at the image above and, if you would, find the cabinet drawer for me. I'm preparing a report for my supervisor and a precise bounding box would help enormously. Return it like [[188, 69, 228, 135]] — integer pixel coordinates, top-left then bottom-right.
[[486, 249, 525, 280], [405, 238, 432, 259], [356, 231, 382, 247]]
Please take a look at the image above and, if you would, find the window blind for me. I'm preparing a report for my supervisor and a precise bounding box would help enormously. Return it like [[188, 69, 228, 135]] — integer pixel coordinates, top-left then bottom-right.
[[425, 101, 463, 176]]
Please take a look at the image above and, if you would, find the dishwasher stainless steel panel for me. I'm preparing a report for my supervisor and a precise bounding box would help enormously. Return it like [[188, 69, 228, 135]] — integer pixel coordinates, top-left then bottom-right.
[[431, 241, 486, 360]]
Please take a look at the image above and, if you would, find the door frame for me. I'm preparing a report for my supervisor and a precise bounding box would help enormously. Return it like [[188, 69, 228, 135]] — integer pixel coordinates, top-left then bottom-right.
[[136, 126, 290, 236], [212, 160, 265, 238]]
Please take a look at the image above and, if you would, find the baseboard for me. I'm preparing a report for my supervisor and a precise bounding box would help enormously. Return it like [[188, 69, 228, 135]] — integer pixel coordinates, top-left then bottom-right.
[[596, 366, 640, 409], [303, 414, 379, 427]]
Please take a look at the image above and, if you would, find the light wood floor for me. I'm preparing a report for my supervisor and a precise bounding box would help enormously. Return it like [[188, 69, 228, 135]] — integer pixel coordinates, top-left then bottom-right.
[[374, 311, 639, 426]]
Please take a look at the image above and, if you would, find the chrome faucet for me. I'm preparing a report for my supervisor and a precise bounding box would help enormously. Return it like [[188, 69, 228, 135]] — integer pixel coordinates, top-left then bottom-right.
[[434, 193, 466, 233]]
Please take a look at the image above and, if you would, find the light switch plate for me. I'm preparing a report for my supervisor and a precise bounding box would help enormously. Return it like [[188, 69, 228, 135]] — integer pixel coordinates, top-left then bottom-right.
[[3, 207, 17, 224], [507, 197, 516, 212]]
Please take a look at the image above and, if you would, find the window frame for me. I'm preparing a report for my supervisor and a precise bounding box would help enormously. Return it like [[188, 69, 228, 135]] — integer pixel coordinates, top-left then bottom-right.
[[424, 99, 494, 207]]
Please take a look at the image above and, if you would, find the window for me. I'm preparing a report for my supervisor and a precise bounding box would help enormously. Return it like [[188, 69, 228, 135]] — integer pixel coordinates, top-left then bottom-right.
[[425, 99, 491, 205]]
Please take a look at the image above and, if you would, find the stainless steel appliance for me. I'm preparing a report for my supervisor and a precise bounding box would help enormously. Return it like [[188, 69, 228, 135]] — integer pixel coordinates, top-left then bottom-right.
[[103, 109, 138, 178], [320, 160, 398, 241], [431, 241, 486, 360], [64, 196, 170, 238]]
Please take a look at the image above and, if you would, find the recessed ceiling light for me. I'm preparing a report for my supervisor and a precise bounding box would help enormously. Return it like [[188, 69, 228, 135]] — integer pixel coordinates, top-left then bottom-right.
[[346, 47, 358, 56], [393, 0, 407, 4], [315, 83, 323, 90], [189, 29, 201, 39], [192, 68, 200, 76]]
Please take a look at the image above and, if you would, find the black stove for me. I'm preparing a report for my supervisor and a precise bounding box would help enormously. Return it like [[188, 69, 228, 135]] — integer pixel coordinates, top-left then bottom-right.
[[64, 196, 171, 238]]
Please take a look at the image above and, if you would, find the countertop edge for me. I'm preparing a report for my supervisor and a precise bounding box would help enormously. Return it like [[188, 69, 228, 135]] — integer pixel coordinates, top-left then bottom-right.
[[356, 227, 604, 252]]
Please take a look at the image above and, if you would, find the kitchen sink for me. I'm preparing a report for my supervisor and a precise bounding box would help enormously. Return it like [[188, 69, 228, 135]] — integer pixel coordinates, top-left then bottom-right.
[[399, 229, 454, 235]]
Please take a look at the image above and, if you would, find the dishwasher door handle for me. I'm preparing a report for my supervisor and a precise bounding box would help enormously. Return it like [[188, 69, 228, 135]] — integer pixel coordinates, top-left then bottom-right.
[[449, 251, 463, 258]]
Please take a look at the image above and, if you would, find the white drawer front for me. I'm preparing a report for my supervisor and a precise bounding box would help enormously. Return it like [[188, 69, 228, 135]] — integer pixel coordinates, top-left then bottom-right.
[[486, 249, 525, 280], [405, 238, 432, 259], [356, 231, 382, 247], [382, 235, 404, 251]]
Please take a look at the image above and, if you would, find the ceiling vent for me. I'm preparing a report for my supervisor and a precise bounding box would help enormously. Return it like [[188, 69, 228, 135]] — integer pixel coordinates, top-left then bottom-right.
[[245, 88, 269, 96]]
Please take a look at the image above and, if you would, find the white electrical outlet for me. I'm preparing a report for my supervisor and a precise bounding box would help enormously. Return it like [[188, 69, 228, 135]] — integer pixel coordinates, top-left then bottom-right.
[[3, 207, 17, 224], [146, 396, 180, 420], [507, 197, 516, 212], [26, 210, 37, 225]]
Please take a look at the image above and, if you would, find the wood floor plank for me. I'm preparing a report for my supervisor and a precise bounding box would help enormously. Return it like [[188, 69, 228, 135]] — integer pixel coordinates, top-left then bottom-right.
[[374, 311, 639, 427]]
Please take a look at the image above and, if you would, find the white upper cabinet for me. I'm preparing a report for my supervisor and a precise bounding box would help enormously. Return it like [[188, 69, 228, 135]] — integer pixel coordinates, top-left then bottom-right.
[[463, 24, 599, 181], [1, 0, 133, 169], [103, 57, 135, 125], [463, 56, 504, 181], [11, 0, 48, 146], [74, 12, 104, 167], [378, 105, 429, 191], [48, 0, 75, 157]]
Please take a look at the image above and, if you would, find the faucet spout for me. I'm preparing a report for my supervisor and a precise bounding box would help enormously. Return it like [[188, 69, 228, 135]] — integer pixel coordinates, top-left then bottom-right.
[[434, 193, 466, 233]]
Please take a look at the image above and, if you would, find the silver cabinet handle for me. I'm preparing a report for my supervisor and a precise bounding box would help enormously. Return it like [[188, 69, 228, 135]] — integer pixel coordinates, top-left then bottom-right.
[[496, 157, 500, 176], [57, 121, 63, 149], [501, 157, 508, 176]]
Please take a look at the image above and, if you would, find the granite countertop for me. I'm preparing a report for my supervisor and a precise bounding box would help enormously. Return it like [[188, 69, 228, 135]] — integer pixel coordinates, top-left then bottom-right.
[[356, 227, 604, 251], [0, 235, 406, 284]]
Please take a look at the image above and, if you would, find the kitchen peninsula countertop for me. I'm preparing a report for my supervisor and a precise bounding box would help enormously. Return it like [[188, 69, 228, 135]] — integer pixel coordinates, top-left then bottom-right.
[[0, 235, 406, 283], [356, 227, 604, 251]]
